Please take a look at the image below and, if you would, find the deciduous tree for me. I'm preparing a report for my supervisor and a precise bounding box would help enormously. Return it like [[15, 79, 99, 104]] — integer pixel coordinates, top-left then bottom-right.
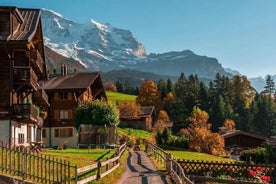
[[154, 110, 170, 132], [181, 107, 225, 156], [74, 100, 120, 128], [136, 80, 162, 111], [117, 101, 141, 119], [104, 81, 117, 92]]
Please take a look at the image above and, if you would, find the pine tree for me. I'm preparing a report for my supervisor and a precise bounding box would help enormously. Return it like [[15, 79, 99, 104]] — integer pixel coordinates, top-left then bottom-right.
[[263, 75, 275, 97]]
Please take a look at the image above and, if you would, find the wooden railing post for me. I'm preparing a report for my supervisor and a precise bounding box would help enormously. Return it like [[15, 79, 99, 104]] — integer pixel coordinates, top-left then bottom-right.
[[166, 153, 172, 173], [75, 165, 78, 184], [106, 158, 109, 171], [97, 161, 101, 179]]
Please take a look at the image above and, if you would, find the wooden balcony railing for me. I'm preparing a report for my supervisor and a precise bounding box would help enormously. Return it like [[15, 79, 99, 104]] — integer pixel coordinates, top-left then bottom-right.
[[13, 67, 39, 90], [30, 49, 44, 76], [33, 88, 50, 107], [11, 103, 38, 122]]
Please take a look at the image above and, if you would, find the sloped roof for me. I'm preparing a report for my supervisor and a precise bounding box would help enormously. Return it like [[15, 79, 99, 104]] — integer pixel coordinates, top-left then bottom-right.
[[43, 73, 100, 91], [0, 7, 41, 42], [222, 130, 268, 141], [138, 106, 155, 118]]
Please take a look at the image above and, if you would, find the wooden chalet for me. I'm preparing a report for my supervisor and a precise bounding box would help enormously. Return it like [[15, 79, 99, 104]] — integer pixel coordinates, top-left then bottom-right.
[[120, 106, 156, 130], [221, 130, 268, 155], [42, 67, 107, 148], [0, 7, 49, 147]]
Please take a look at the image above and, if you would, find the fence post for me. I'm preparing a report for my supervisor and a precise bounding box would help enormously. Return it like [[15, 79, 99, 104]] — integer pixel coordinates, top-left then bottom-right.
[[75, 165, 78, 184], [21, 148, 26, 180], [97, 161, 101, 179], [166, 153, 172, 173], [106, 158, 109, 171]]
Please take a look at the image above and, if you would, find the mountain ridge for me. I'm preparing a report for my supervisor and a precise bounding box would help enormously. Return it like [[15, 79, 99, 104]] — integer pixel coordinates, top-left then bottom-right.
[[41, 9, 272, 92]]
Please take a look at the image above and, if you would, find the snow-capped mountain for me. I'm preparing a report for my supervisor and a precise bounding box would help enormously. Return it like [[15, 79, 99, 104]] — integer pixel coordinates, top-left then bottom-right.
[[41, 9, 232, 79], [41, 9, 146, 71]]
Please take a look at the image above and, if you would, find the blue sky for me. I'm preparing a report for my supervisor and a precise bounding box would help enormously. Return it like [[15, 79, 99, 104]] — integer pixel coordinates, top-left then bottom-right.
[[2, 0, 276, 78]]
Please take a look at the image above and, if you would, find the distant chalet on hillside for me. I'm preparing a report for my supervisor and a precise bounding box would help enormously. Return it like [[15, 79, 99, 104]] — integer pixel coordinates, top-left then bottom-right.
[[120, 106, 156, 131]]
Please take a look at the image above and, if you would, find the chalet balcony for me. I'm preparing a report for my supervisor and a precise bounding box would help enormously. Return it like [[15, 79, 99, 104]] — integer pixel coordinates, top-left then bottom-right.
[[30, 49, 44, 77], [13, 67, 39, 91], [11, 103, 38, 123], [33, 88, 50, 107]]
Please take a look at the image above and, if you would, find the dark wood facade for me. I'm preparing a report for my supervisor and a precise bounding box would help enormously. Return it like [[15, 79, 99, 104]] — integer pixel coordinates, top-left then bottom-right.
[[222, 130, 268, 153], [42, 71, 107, 147], [0, 6, 49, 146], [120, 106, 156, 130]]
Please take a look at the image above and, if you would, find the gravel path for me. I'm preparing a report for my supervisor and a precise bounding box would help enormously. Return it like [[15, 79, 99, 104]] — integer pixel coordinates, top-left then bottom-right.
[[117, 150, 168, 184]]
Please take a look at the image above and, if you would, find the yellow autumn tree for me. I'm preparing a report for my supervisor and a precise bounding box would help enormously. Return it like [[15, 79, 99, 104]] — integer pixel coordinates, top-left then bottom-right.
[[117, 101, 141, 119], [104, 82, 117, 92], [136, 80, 162, 111], [154, 110, 170, 133], [182, 107, 225, 156], [223, 119, 236, 131]]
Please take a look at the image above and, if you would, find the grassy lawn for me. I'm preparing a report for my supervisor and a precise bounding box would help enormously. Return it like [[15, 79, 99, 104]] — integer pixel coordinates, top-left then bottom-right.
[[106, 91, 136, 104], [167, 150, 234, 162], [43, 148, 115, 167], [118, 127, 152, 140]]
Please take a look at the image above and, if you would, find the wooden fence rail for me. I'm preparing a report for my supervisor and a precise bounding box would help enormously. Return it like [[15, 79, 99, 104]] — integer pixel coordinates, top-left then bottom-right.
[[146, 142, 193, 184], [0, 142, 76, 184], [0, 141, 127, 184], [177, 159, 276, 184], [76, 142, 126, 184]]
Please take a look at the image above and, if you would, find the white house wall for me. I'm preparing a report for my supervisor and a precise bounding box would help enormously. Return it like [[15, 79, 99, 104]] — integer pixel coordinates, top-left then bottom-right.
[[11, 123, 38, 147], [42, 127, 79, 148]]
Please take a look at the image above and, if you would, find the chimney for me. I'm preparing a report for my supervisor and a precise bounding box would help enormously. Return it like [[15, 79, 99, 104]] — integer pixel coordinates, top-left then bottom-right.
[[61, 64, 67, 76]]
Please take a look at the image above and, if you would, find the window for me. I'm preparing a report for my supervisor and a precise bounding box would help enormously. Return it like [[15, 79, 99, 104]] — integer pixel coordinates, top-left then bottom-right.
[[54, 128, 73, 138], [13, 50, 30, 67], [18, 133, 24, 144], [59, 92, 68, 100], [59, 110, 68, 120]]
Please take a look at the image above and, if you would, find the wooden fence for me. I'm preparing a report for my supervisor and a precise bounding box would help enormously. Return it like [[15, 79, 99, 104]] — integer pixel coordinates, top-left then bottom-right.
[[0, 142, 127, 184], [0, 142, 76, 184], [177, 159, 276, 184], [146, 142, 193, 184], [76, 142, 126, 184]]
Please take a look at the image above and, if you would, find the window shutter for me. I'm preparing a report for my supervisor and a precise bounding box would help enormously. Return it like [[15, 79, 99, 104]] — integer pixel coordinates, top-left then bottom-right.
[[54, 110, 59, 120], [68, 92, 72, 100], [68, 110, 73, 119], [54, 129, 59, 137], [54, 92, 59, 100]]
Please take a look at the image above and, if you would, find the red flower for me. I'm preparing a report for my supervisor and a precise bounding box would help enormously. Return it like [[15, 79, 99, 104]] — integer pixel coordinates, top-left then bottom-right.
[[256, 167, 264, 173], [249, 169, 256, 176], [261, 175, 271, 183]]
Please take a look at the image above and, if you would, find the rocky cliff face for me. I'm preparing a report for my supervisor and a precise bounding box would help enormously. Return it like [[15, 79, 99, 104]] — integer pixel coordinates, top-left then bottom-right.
[[42, 9, 146, 71]]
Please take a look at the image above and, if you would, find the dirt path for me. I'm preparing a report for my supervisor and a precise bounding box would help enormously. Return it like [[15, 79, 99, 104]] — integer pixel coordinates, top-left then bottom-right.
[[117, 150, 168, 184]]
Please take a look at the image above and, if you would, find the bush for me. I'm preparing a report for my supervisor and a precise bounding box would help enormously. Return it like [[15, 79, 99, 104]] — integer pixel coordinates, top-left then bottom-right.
[[240, 147, 266, 164], [156, 128, 189, 149]]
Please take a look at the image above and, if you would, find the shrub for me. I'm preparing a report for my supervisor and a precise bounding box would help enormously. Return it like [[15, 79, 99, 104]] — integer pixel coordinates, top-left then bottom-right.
[[240, 147, 266, 164]]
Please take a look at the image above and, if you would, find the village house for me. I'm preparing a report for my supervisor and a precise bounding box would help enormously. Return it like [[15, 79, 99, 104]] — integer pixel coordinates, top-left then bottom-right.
[[119, 106, 156, 130], [42, 65, 107, 148], [221, 129, 268, 156], [0, 6, 49, 147]]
